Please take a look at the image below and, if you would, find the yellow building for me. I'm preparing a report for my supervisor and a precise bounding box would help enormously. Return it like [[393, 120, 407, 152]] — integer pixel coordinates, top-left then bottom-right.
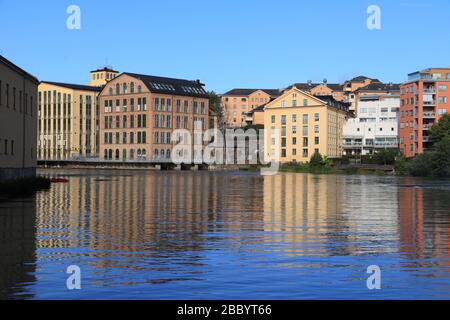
[[38, 81, 102, 161], [0, 55, 39, 181], [89, 67, 119, 87], [264, 87, 349, 163], [221, 89, 281, 127]]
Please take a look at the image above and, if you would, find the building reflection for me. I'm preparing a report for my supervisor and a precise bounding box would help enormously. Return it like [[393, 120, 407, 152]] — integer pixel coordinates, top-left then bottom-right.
[[35, 171, 265, 266], [399, 180, 450, 265], [263, 174, 402, 256], [0, 197, 37, 299]]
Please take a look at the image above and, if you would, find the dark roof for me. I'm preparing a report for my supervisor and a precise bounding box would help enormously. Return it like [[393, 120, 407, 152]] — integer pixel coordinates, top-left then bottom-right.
[[317, 95, 350, 113], [247, 100, 273, 114], [288, 83, 321, 91], [349, 75, 380, 82], [0, 55, 39, 84], [357, 82, 400, 92], [90, 67, 119, 73], [286, 82, 343, 92], [123, 72, 207, 98], [223, 88, 281, 97], [40, 81, 102, 92], [326, 83, 344, 91]]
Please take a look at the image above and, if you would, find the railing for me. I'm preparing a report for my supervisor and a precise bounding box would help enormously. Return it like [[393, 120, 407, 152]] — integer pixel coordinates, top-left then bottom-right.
[[423, 101, 436, 106], [423, 112, 436, 118], [423, 136, 432, 143], [423, 89, 436, 94]]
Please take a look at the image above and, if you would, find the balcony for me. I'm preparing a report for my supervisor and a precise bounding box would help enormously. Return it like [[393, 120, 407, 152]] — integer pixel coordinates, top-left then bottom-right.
[[423, 88, 436, 94], [423, 136, 432, 143], [423, 112, 436, 118], [423, 100, 436, 106], [422, 124, 433, 130]]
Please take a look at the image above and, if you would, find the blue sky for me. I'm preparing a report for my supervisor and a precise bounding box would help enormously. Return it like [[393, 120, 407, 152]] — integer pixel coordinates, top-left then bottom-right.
[[1, 0, 449, 93]]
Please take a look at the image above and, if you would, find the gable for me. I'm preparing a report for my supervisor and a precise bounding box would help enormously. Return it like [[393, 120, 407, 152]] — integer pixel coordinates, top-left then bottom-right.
[[265, 88, 326, 110]]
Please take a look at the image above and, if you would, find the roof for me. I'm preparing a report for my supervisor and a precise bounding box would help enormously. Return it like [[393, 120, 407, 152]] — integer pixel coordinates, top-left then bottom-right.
[[247, 101, 271, 115], [40, 81, 103, 92], [349, 75, 380, 83], [0, 55, 39, 84], [123, 72, 207, 98], [90, 67, 119, 73], [316, 95, 350, 112], [287, 83, 321, 91], [223, 88, 281, 97], [357, 82, 400, 92]]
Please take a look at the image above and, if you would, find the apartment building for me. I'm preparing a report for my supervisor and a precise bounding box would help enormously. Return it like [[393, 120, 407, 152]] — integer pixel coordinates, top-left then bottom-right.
[[264, 86, 349, 163], [0, 55, 39, 181], [38, 81, 102, 161], [221, 89, 281, 127], [353, 82, 400, 116], [343, 94, 400, 156], [343, 76, 380, 112], [99, 72, 209, 162], [400, 68, 450, 157]]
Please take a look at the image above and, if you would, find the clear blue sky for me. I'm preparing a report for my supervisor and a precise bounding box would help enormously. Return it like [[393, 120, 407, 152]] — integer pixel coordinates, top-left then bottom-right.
[[1, 0, 449, 93]]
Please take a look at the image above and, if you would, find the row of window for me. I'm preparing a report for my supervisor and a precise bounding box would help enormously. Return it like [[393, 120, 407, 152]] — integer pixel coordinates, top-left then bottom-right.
[[277, 147, 320, 159], [103, 97, 207, 115], [272, 113, 320, 125], [104, 131, 147, 145], [0, 138, 14, 156], [104, 114, 147, 129], [0, 80, 33, 115]]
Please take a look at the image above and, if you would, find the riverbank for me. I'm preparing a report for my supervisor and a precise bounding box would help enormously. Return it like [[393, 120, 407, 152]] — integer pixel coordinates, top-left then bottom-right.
[[0, 177, 51, 200]]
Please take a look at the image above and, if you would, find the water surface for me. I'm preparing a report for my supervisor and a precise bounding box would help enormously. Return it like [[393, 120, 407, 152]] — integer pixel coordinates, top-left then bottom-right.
[[1, 169, 449, 299]]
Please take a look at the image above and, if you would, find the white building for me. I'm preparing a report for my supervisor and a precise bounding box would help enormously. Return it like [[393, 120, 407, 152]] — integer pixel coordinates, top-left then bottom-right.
[[343, 94, 400, 155]]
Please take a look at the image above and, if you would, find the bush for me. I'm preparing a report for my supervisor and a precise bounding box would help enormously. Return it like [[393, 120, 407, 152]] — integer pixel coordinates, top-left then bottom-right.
[[407, 153, 433, 177], [309, 151, 324, 167]]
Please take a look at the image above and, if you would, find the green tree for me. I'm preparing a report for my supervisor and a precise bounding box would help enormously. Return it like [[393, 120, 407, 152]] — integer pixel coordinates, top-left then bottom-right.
[[309, 151, 324, 167], [430, 135, 450, 177], [430, 113, 450, 144], [407, 152, 433, 177], [207, 91, 225, 129], [374, 149, 399, 165]]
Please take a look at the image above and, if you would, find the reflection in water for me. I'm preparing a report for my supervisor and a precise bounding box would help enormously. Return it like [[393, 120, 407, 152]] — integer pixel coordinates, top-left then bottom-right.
[[0, 198, 37, 299], [0, 170, 449, 299]]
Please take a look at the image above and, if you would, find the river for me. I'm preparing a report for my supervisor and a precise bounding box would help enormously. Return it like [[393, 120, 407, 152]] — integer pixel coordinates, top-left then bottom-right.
[[0, 169, 449, 299]]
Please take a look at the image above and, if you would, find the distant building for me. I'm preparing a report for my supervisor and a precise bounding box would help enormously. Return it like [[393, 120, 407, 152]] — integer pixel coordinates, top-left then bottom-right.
[[343, 76, 381, 112], [38, 81, 102, 161], [400, 68, 450, 157], [343, 94, 400, 156], [98, 72, 209, 162], [89, 67, 120, 87], [264, 86, 350, 163], [0, 55, 39, 181], [221, 89, 281, 127], [286, 81, 345, 102]]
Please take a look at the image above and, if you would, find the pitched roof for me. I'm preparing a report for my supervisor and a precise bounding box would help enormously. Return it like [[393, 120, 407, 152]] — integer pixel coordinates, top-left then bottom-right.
[[287, 83, 321, 91], [123, 72, 207, 98], [40, 81, 102, 92], [223, 88, 281, 97], [91, 67, 119, 73], [0, 55, 39, 84], [349, 75, 380, 82], [356, 82, 400, 92], [316, 95, 350, 112]]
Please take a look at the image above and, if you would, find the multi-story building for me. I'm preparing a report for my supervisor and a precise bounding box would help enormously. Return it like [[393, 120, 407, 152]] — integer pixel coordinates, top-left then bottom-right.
[[99, 72, 209, 162], [400, 68, 450, 157], [264, 86, 350, 163], [38, 81, 102, 161], [343, 76, 380, 112], [352, 82, 400, 116], [221, 89, 281, 127], [0, 55, 39, 181], [89, 67, 119, 87], [343, 94, 400, 156], [287, 81, 345, 101]]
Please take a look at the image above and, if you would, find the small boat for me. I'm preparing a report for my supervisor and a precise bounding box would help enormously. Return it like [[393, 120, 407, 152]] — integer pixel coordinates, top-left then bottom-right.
[[50, 178, 69, 183]]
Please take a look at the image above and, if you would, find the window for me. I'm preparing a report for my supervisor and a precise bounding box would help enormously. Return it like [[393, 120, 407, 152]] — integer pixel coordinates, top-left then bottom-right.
[[303, 99, 308, 107], [271, 115, 276, 124], [315, 137, 319, 145], [123, 83, 127, 94], [303, 114, 309, 124], [438, 85, 447, 92], [130, 82, 135, 93], [292, 114, 297, 123], [438, 96, 448, 104], [116, 84, 120, 95], [314, 113, 319, 121], [281, 115, 286, 125]]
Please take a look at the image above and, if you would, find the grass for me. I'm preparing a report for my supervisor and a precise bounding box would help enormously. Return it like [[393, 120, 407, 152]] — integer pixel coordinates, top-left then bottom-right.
[[0, 176, 51, 198]]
